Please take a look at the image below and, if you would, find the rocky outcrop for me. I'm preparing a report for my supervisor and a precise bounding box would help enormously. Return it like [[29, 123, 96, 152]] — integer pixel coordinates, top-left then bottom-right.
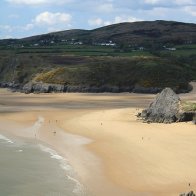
[[0, 82, 21, 89], [180, 191, 196, 196], [20, 83, 134, 93], [139, 88, 195, 123], [22, 82, 33, 93], [22, 82, 66, 94], [132, 84, 162, 94], [0, 81, 193, 94], [66, 85, 133, 93], [132, 83, 193, 94]]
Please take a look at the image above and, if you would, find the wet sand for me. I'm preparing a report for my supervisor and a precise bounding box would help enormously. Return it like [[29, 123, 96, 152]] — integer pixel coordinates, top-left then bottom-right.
[[0, 84, 195, 196]]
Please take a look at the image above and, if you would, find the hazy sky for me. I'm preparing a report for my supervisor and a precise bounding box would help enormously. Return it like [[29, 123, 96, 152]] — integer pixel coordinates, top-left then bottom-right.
[[0, 0, 195, 39]]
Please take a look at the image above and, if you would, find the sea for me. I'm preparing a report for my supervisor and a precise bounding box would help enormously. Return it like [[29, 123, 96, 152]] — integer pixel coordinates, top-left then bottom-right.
[[0, 133, 86, 196]]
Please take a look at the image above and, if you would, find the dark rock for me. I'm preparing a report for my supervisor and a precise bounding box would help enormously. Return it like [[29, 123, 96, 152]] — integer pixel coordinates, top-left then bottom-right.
[[65, 85, 131, 93], [119, 86, 133, 93], [177, 112, 196, 122], [180, 191, 196, 196], [22, 82, 66, 94], [0, 82, 21, 92], [66, 86, 81, 92], [193, 114, 196, 125], [87, 86, 101, 93], [133, 85, 162, 94], [111, 87, 120, 93], [176, 83, 193, 94], [63, 85, 67, 92], [137, 112, 141, 117], [48, 84, 65, 93], [22, 83, 33, 94], [140, 110, 148, 118], [33, 83, 50, 93], [0, 82, 16, 88], [8, 83, 21, 92]]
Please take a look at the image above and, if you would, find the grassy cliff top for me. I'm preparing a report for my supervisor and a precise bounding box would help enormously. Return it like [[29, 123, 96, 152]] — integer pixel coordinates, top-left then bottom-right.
[[182, 102, 196, 112]]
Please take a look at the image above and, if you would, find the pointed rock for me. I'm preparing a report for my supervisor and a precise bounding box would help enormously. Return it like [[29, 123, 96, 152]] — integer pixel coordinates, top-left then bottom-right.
[[139, 88, 191, 123]]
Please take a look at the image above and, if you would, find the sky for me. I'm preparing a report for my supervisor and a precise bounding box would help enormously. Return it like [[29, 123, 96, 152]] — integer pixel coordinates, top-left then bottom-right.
[[0, 0, 195, 39]]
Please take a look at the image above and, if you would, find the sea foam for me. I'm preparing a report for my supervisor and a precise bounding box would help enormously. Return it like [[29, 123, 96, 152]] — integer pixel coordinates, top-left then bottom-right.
[[0, 134, 14, 144], [38, 144, 85, 195]]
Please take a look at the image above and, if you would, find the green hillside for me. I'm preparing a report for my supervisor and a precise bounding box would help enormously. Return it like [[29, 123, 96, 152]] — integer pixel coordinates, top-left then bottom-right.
[[0, 20, 195, 93]]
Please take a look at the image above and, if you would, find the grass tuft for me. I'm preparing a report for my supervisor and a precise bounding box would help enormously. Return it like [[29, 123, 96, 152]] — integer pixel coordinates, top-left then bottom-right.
[[182, 102, 196, 112]]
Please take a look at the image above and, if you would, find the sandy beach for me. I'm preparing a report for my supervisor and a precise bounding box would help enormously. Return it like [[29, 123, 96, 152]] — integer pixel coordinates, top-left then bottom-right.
[[0, 85, 195, 196]]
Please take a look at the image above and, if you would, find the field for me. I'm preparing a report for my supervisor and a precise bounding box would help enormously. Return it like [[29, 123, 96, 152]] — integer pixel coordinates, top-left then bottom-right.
[[0, 44, 152, 57], [160, 44, 196, 56]]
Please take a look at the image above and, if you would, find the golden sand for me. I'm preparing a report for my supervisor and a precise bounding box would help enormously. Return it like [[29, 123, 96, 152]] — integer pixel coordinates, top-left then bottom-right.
[[0, 87, 195, 196]]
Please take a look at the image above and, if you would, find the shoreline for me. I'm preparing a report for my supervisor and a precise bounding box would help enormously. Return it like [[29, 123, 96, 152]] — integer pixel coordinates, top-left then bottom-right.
[[1, 81, 195, 95], [60, 108, 196, 195], [0, 88, 195, 195], [1, 81, 191, 94], [0, 111, 131, 196]]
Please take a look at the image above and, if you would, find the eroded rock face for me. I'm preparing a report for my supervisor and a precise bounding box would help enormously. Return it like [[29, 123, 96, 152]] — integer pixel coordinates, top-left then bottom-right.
[[140, 88, 181, 123], [22, 82, 66, 94], [139, 88, 196, 123]]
